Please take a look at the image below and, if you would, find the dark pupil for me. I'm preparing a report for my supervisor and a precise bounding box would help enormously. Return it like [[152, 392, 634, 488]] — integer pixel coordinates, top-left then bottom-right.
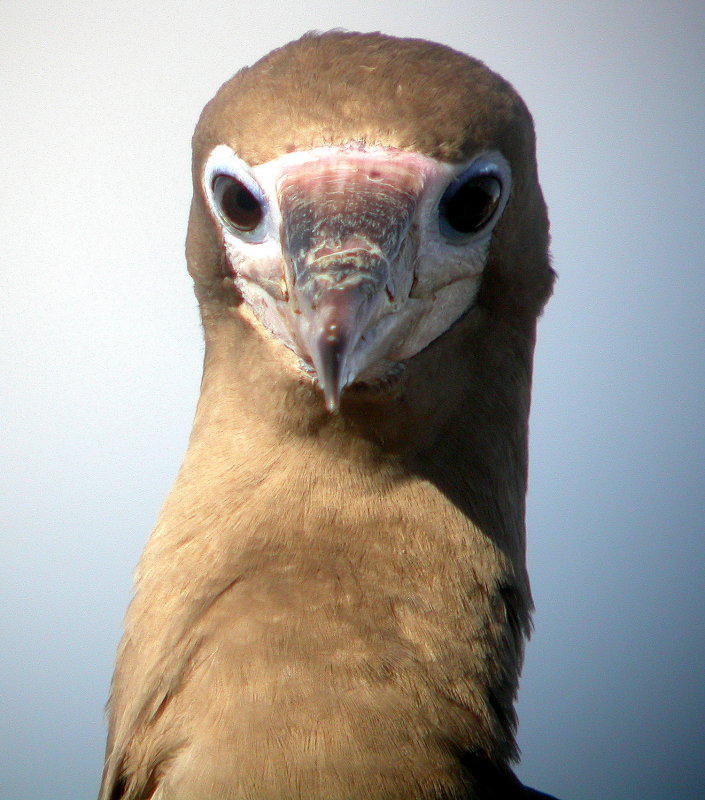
[[214, 176, 263, 231], [442, 175, 501, 234]]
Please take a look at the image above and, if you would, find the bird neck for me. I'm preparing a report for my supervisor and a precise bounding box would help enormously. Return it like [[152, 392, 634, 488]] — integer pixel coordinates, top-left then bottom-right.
[[155, 306, 538, 698], [189, 302, 535, 566]]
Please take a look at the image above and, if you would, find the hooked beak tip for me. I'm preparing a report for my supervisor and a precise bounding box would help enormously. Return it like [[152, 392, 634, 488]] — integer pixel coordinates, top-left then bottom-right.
[[308, 324, 348, 413]]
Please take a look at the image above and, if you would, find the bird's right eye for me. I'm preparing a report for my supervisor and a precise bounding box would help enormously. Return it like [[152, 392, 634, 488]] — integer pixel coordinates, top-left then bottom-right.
[[212, 175, 264, 233]]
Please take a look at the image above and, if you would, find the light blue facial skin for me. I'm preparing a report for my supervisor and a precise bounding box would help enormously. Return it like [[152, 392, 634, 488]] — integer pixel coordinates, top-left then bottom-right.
[[205, 145, 513, 410]]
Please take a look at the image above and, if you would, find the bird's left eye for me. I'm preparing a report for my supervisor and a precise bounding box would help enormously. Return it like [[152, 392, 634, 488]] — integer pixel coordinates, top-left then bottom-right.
[[439, 165, 504, 240], [212, 175, 264, 232]]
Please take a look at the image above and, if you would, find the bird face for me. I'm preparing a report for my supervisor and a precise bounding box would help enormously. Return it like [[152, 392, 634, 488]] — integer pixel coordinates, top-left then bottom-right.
[[201, 143, 512, 411]]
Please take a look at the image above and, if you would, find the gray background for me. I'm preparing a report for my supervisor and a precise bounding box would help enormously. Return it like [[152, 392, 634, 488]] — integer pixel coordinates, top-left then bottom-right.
[[1, 2, 703, 799]]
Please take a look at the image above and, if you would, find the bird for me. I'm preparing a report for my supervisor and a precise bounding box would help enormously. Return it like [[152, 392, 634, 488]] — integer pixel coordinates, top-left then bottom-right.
[[98, 31, 557, 800]]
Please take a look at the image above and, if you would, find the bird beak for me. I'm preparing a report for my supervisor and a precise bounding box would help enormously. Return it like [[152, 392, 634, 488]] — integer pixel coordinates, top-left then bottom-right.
[[278, 157, 424, 411]]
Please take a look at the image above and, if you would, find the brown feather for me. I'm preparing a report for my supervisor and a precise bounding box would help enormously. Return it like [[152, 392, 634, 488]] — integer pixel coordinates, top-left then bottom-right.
[[99, 31, 555, 800]]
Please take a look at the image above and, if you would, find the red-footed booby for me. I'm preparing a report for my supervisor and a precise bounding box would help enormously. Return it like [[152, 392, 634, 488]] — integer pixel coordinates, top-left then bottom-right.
[[99, 31, 557, 800]]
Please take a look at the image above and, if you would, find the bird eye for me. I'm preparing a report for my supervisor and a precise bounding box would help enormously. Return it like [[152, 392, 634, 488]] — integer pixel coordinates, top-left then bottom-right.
[[439, 171, 503, 238], [212, 174, 264, 232]]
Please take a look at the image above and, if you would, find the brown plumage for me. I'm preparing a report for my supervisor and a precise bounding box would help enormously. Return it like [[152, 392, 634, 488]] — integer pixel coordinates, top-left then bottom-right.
[[99, 31, 556, 800]]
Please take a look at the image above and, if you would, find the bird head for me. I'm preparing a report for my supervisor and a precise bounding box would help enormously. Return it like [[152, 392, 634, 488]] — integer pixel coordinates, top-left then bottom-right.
[[187, 32, 553, 415]]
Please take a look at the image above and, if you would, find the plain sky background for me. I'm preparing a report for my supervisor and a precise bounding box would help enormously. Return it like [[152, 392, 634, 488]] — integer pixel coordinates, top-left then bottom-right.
[[1, 2, 703, 799]]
